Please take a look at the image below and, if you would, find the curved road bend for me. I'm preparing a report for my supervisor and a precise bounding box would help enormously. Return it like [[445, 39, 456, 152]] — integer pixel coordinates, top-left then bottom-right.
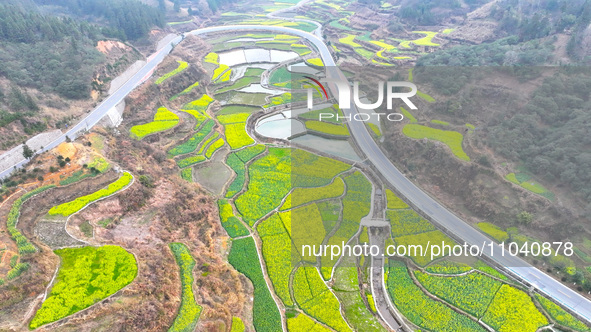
[[0, 36, 183, 179], [2, 17, 589, 325]]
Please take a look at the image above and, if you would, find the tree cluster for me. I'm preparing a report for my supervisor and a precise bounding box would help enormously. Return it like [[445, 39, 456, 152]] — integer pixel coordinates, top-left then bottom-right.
[[33, 0, 164, 40]]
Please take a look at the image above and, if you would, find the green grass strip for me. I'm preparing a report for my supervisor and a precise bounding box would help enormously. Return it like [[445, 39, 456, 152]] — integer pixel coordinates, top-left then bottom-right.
[[168, 243, 203, 332], [155, 61, 188, 85], [48, 173, 132, 217]]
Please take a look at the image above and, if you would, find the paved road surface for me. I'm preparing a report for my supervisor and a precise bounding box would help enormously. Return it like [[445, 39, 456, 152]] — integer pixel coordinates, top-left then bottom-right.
[[0, 36, 182, 179]]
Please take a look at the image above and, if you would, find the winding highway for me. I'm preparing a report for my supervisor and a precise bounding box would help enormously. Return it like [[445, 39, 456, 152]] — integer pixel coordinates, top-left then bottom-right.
[[2, 4, 590, 327]]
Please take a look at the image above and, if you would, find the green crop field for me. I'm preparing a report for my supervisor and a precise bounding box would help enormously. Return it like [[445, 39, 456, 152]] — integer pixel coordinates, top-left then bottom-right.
[[225, 153, 247, 198], [168, 243, 203, 332], [168, 120, 215, 156], [205, 137, 224, 158], [394, 230, 455, 266], [400, 107, 417, 123], [235, 148, 349, 225], [130, 107, 179, 139], [181, 167, 192, 182], [218, 105, 261, 115], [306, 120, 349, 137], [258, 213, 295, 306], [7, 185, 55, 254], [482, 285, 548, 332], [216, 76, 257, 94], [385, 260, 486, 331], [177, 155, 206, 168], [425, 261, 472, 275], [48, 172, 132, 217], [293, 266, 352, 331], [535, 294, 590, 331], [224, 145, 265, 198], [224, 122, 254, 149], [228, 237, 281, 332], [306, 58, 324, 67], [170, 81, 200, 101], [230, 317, 245, 332], [402, 124, 470, 161], [299, 105, 343, 124], [29, 246, 137, 329], [218, 199, 249, 238], [387, 209, 435, 237], [235, 144, 266, 162], [287, 313, 332, 331], [322, 172, 370, 278], [431, 119, 449, 126], [385, 189, 409, 209], [155, 61, 188, 85], [415, 271, 502, 317], [505, 172, 553, 199], [332, 262, 386, 331], [281, 177, 345, 210], [477, 222, 509, 242]]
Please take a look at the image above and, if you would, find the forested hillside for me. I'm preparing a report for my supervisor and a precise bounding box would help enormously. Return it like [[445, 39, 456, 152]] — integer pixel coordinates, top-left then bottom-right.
[[0, 0, 165, 150], [33, 0, 164, 40]]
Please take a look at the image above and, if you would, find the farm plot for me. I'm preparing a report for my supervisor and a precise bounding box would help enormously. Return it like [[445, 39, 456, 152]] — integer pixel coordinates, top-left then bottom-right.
[[218, 105, 261, 115], [425, 260, 472, 275], [155, 61, 188, 85], [29, 246, 137, 329], [176, 132, 220, 168], [535, 294, 590, 331], [393, 230, 456, 266], [293, 266, 352, 332], [385, 189, 409, 209], [332, 259, 387, 331], [385, 260, 486, 332], [402, 124, 470, 161], [235, 148, 349, 225], [218, 112, 254, 150], [280, 177, 345, 210], [182, 95, 214, 129], [482, 284, 548, 332], [387, 209, 435, 237], [218, 199, 249, 238], [477, 222, 509, 242], [170, 81, 200, 101], [299, 105, 343, 124], [216, 76, 258, 94], [305, 120, 349, 137], [168, 243, 203, 332], [168, 120, 215, 156], [258, 213, 296, 306], [48, 172, 132, 217], [414, 271, 502, 317], [7, 185, 55, 254], [224, 145, 266, 198], [130, 107, 179, 139], [505, 172, 553, 199], [321, 172, 371, 278], [228, 237, 281, 332], [204, 137, 224, 158], [287, 313, 332, 331], [230, 317, 245, 332]]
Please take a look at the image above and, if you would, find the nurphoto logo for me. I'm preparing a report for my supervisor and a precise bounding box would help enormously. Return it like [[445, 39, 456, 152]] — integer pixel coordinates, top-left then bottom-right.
[[305, 77, 418, 110]]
